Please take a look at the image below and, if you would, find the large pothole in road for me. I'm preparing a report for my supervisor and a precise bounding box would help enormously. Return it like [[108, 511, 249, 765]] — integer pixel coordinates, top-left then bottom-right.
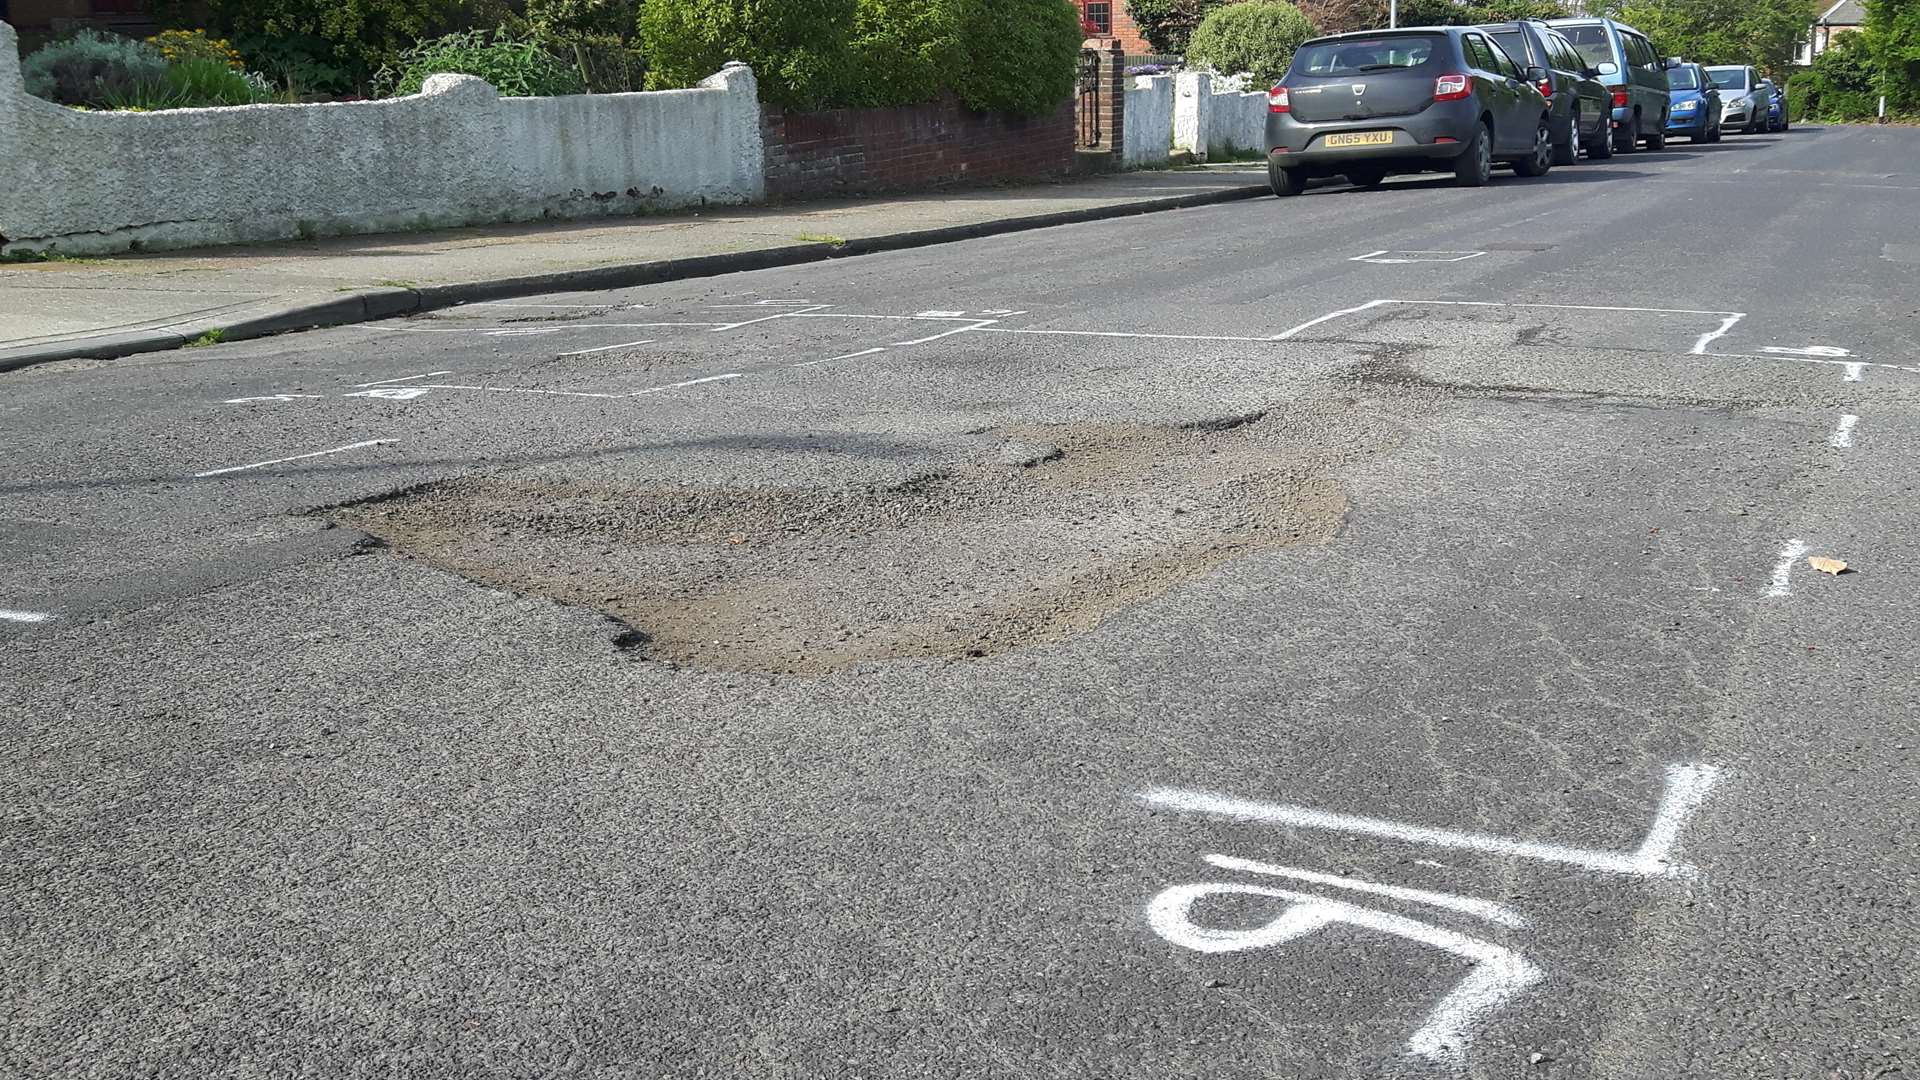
[[333, 411, 1367, 674]]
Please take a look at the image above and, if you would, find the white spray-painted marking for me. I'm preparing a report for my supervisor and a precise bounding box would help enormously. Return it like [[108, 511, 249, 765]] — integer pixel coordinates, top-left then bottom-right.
[[345, 387, 433, 400], [1829, 414, 1860, 448], [915, 310, 967, 318], [625, 373, 744, 397], [558, 339, 656, 357], [1845, 363, 1865, 382], [890, 320, 998, 346], [413, 384, 620, 399], [980, 327, 1289, 344], [1139, 763, 1723, 879], [791, 347, 887, 370], [1766, 539, 1810, 598], [1204, 854, 1528, 928], [485, 327, 568, 337], [1761, 345, 1851, 357], [224, 394, 323, 404], [1350, 250, 1488, 264], [383, 322, 723, 334], [0, 609, 54, 624], [1147, 881, 1543, 1065], [1704, 353, 1920, 377], [196, 439, 396, 478], [1270, 299, 1394, 341], [354, 370, 453, 387], [1690, 313, 1746, 355], [708, 304, 831, 332]]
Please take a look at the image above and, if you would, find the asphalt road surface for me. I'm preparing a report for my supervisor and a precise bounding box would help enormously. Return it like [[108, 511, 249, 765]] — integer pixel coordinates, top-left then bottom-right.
[[5, 126, 1919, 1080]]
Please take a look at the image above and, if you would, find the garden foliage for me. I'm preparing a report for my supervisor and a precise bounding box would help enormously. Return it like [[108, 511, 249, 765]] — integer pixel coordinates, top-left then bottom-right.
[[1186, 0, 1316, 85], [373, 29, 588, 96], [20, 31, 169, 107]]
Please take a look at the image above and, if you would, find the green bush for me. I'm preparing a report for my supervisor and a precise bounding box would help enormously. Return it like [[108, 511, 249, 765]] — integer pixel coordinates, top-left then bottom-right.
[[1125, 0, 1232, 54], [1804, 29, 1883, 119], [1187, 0, 1316, 85], [373, 29, 588, 97], [21, 30, 169, 107], [1867, 0, 1920, 111], [516, 0, 649, 92], [161, 0, 469, 95], [844, 0, 960, 108], [641, 0, 858, 110], [955, 0, 1084, 115]]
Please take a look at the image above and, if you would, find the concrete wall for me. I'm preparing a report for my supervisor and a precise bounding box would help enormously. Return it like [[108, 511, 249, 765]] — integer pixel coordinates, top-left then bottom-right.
[[0, 20, 765, 254], [1172, 71, 1213, 159], [1122, 74, 1173, 169], [1206, 85, 1269, 160]]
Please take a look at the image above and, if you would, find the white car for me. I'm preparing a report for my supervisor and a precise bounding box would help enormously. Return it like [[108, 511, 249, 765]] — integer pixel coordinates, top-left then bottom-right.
[[1705, 65, 1768, 134]]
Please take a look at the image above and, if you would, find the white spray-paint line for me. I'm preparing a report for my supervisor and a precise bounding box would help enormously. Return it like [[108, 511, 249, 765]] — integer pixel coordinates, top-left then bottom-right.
[[347, 387, 433, 401], [624, 373, 744, 397], [1690, 313, 1746, 355], [1390, 299, 1741, 316], [413, 384, 621, 399], [0, 609, 54, 624], [1629, 764, 1726, 870], [1204, 854, 1528, 928], [1845, 363, 1865, 382], [1350, 251, 1488, 264], [980, 327, 1290, 344], [791, 347, 888, 369], [558, 339, 656, 358], [1703, 352, 1920, 377], [889, 320, 998, 347], [1830, 414, 1861, 448], [225, 394, 322, 404], [382, 322, 723, 334], [1761, 345, 1852, 357], [1270, 299, 1395, 341], [707, 304, 831, 332], [468, 301, 641, 310], [1350, 250, 1391, 262], [1766, 538, 1810, 598], [1147, 881, 1543, 1065], [485, 328, 568, 337], [791, 312, 1000, 323], [1139, 763, 1723, 879], [196, 438, 396, 478], [354, 370, 453, 387], [705, 301, 821, 309]]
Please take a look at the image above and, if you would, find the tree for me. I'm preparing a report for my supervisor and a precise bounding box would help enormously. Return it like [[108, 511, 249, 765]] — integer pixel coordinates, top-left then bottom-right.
[[1614, 0, 1819, 72], [178, 0, 473, 92], [1802, 25, 1882, 115], [1865, 0, 1920, 109], [640, 0, 857, 109], [1295, 0, 1566, 35], [1125, 0, 1234, 53], [1187, 0, 1316, 82]]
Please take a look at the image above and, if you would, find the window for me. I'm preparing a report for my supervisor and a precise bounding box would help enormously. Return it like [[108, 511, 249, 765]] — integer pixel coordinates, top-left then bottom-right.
[[1560, 24, 1618, 70], [1707, 67, 1747, 89], [1467, 34, 1518, 78], [1292, 35, 1442, 75], [1668, 64, 1701, 89], [1628, 35, 1657, 69], [1080, 1, 1112, 35], [1488, 30, 1535, 68], [1549, 36, 1584, 73]]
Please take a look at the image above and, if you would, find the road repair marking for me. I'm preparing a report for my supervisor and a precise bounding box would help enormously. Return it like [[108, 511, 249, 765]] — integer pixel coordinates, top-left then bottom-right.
[[1761, 345, 1852, 357], [1830, 414, 1861, 448], [791, 347, 887, 370], [0, 609, 54, 624], [1766, 538, 1811, 597], [355, 370, 453, 387], [627, 373, 743, 397], [1845, 363, 1865, 382], [1205, 854, 1528, 928], [1350, 250, 1488, 264], [890, 320, 999, 346], [558, 339, 655, 358], [196, 438, 397, 478], [224, 394, 323, 404], [1140, 762, 1723, 879], [1690, 313, 1746, 355]]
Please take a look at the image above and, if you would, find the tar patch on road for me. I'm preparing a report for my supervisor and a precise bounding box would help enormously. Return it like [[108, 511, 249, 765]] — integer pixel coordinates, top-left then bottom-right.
[[331, 410, 1382, 674]]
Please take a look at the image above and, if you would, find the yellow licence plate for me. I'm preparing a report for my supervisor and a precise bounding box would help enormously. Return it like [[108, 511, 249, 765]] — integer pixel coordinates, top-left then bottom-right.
[[1323, 131, 1394, 148]]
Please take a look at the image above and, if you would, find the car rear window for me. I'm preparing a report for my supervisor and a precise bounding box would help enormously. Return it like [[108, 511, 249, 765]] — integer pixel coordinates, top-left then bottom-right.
[[1487, 29, 1532, 67], [1708, 68, 1747, 89], [1669, 66, 1701, 89], [1558, 24, 1617, 69], [1291, 35, 1444, 76]]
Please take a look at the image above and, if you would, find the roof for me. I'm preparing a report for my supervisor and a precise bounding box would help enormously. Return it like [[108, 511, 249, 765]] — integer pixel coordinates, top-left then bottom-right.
[[1818, 0, 1865, 24]]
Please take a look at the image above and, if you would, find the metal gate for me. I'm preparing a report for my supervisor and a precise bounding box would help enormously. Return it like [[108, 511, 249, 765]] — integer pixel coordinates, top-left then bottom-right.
[[1077, 48, 1103, 148]]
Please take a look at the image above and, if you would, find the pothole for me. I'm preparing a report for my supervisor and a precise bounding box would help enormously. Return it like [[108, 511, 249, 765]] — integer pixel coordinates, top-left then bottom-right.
[[332, 410, 1369, 674]]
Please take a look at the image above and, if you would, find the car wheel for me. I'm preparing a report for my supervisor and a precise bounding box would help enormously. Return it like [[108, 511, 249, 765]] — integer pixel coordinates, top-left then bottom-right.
[[1585, 119, 1615, 159], [1613, 112, 1638, 153], [1552, 110, 1578, 166], [1268, 160, 1308, 197], [1453, 121, 1494, 187], [1644, 124, 1666, 150], [1513, 120, 1553, 177], [1344, 167, 1388, 189], [1708, 120, 1722, 142]]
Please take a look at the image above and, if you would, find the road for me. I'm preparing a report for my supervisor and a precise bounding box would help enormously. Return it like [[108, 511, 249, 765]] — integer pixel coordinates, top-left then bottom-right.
[[4, 125, 1918, 1080]]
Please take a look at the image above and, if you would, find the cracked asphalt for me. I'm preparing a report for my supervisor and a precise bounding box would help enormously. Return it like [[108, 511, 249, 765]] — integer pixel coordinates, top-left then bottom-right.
[[4, 126, 1919, 1080]]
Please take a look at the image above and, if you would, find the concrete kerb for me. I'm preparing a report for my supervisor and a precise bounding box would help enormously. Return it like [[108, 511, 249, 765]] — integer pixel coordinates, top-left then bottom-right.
[[0, 181, 1270, 374]]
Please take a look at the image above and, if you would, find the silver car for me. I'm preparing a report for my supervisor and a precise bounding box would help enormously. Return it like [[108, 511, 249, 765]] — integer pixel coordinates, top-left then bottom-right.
[[1706, 65, 1768, 134]]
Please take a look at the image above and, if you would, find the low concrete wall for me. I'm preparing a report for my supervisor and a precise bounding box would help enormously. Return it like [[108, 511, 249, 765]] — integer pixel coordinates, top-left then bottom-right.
[[1206, 85, 1269, 160], [762, 96, 1075, 200], [1123, 75, 1173, 169], [0, 21, 765, 254], [1173, 72, 1214, 160]]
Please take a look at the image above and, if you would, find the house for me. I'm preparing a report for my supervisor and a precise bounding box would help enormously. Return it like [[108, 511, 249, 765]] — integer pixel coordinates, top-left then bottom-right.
[[1078, 0, 1155, 55], [1796, 0, 1865, 64]]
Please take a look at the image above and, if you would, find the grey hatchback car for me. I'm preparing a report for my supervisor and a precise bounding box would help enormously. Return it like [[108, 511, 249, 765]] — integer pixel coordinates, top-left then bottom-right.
[[1266, 27, 1554, 195]]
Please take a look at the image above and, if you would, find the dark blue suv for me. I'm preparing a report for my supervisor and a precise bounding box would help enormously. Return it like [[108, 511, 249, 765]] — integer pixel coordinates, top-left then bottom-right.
[[1266, 26, 1554, 195]]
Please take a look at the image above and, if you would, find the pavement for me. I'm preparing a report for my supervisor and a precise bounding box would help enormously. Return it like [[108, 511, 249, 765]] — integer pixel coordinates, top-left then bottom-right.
[[0, 167, 1269, 372], [5, 124, 1920, 1080]]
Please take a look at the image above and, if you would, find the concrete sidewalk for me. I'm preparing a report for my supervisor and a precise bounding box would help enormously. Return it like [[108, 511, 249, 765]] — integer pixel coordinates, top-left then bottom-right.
[[0, 166, 1268, 371]]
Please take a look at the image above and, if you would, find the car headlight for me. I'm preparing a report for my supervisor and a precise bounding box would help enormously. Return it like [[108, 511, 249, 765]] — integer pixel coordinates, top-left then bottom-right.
[[1673, 99, 1698, 111]]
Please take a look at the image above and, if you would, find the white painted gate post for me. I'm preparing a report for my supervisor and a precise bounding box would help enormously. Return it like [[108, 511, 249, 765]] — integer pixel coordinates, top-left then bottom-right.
[[1173, 71, 1213, 162]]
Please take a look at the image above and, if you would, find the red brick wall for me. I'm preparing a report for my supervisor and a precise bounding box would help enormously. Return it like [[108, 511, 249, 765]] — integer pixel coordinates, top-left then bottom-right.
[[1112, 3, 1154, 54], [762, 96, 1077, 201]]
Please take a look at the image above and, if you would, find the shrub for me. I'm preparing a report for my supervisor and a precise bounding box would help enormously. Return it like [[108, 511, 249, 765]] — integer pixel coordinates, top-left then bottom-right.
[[21, 30, 169, 107], [1125, 0, 1233, 54], [1186, 0, 1316, 86], [147, 29, 244, 70], [1803, 29, 1883, 120], [164, 0, 470, 95], [955, 0, 1085, 115], [641, 0, 858, 110], [517, 0, 648, 92], [373, 29, 588, 97]]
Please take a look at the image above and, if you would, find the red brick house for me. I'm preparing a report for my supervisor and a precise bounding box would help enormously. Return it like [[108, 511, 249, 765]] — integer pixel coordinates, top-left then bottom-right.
[[1078, 0, 1155, 54]]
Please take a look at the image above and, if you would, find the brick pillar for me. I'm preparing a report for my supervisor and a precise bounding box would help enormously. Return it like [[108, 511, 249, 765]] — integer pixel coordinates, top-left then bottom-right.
[[1076, 38, 1126, 159]]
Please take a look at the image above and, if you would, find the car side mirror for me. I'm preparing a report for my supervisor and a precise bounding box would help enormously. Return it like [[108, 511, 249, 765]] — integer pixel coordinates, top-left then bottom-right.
[[1525, 65, 1548, 82], [1665, 57, 1682, 69], [1596, 62, 1618, 76]]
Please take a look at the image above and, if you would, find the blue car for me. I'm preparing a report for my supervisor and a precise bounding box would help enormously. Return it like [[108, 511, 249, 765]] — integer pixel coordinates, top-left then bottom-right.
[[1665, 61, 1721, 142], [1762, 79, 1790, 130]]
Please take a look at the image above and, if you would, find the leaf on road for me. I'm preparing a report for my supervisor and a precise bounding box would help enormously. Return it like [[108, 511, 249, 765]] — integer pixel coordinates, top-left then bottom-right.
[[1807, 556, 1850, 576]]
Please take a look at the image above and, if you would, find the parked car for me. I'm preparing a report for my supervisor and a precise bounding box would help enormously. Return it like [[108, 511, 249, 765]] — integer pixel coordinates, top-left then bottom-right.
[[1706, 65, 1769, 133], [1763, 79, 1790, 130], [1479, 19, 1613, 163], [1664, 61, 1722, 142], [1546, 17, 1671, 151], [1265, 26, 1554, 196]]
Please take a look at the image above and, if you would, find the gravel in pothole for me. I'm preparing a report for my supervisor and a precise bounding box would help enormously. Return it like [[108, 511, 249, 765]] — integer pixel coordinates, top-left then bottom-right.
[[333, 408, 1390, 674]]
